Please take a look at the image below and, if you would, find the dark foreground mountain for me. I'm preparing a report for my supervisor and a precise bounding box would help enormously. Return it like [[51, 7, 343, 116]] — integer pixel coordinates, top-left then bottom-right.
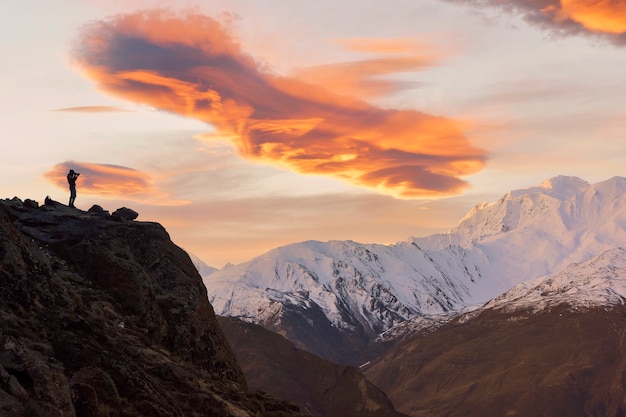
[[217, 316, 408, 417], [0, 197, 307, 417], [366, 305, 626, 417]]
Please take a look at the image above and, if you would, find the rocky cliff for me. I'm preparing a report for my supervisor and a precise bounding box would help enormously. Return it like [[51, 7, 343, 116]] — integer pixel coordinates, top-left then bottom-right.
[[0, 197, 307, 417]]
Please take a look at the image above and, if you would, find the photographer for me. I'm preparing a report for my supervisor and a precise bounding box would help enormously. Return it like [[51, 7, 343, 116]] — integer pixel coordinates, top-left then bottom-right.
[[67, 169, 80, 208]]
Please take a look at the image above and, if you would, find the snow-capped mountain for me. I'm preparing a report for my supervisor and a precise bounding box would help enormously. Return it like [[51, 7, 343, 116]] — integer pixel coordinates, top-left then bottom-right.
[[203, 175, 626, 361], [481, 246, 626, 313]]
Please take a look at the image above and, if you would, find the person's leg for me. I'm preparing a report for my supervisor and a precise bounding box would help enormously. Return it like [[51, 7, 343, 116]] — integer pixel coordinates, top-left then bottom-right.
[[69, 186, 76, 207]]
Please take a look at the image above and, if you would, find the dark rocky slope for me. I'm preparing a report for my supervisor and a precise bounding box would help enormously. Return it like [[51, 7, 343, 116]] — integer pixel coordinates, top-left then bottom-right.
[[0, 197, 307, 417], [217, 316, 409, 417], [365, 305, 626, 417]]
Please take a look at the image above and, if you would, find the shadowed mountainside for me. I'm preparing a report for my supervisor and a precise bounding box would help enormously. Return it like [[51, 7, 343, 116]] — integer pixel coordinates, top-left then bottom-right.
[[365, 305, 626, 417], [217, 316, 409, 417], [0, 197, 307, 417]]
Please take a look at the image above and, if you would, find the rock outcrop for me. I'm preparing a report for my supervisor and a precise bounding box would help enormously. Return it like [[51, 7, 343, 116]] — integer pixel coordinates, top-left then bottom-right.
[[0, 197, 307, 417]]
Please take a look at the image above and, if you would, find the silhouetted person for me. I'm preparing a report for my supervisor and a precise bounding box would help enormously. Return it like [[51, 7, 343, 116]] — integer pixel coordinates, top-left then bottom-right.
[[67, 169, 80, 208]]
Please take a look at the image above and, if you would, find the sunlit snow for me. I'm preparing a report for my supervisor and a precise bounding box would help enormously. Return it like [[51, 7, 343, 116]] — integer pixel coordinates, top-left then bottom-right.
[[201, 176, 626, 336]]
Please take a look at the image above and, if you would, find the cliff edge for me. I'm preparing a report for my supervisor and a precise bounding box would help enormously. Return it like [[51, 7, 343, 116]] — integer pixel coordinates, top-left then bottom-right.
[[0, 197, 307, 417]]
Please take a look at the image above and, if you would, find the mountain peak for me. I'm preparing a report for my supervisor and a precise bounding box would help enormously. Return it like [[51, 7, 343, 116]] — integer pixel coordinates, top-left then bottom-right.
[[506, 175, 589, 200], [452, 175, 593, 241], [538, 175, 590, 198]]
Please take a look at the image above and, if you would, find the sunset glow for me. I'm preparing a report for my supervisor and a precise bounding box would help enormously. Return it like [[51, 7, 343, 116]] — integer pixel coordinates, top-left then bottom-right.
[[4, 0, 626, 267], [456, 0, 626, 40], [71, 10, 486, 198], [555, 0, 626, 34], [44, 162, 187, 205]]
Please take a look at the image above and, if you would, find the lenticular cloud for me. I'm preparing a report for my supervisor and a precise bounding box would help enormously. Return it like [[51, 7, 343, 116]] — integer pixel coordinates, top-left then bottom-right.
[[71, 10, 486, 198]]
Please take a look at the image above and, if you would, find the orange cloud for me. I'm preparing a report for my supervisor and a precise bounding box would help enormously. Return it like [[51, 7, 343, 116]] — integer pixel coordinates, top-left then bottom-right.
[[44, 161, 187, 205], [333, 38, 442, 54], [71, 10, 486, 198], [551, 0, 626, 34], [292, 56, 432, 99], [449, 0, 626, 43], [292, 37, 452, 98]]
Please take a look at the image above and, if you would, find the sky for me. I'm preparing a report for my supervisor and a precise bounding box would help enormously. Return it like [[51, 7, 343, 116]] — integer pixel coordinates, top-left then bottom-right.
[[2, 0, 626, 268]]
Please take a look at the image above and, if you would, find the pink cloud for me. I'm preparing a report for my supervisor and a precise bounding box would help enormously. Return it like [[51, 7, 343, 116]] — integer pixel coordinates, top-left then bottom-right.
[[44, 161, 187, 205]]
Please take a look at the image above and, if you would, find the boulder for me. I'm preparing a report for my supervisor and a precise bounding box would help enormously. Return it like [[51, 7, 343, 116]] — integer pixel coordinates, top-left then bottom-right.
[[23, 199, 39, 209], [111, 207, 138, 221], [87, 205, 110, 218]]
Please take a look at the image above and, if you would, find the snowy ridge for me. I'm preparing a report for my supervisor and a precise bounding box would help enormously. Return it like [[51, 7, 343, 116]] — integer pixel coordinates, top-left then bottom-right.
[[448, 175, 590, 244], [203, 176, 626, 341], [206, 239, 475, 334], [376, 305, 480, 342], [482, 247, 626, 313]]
